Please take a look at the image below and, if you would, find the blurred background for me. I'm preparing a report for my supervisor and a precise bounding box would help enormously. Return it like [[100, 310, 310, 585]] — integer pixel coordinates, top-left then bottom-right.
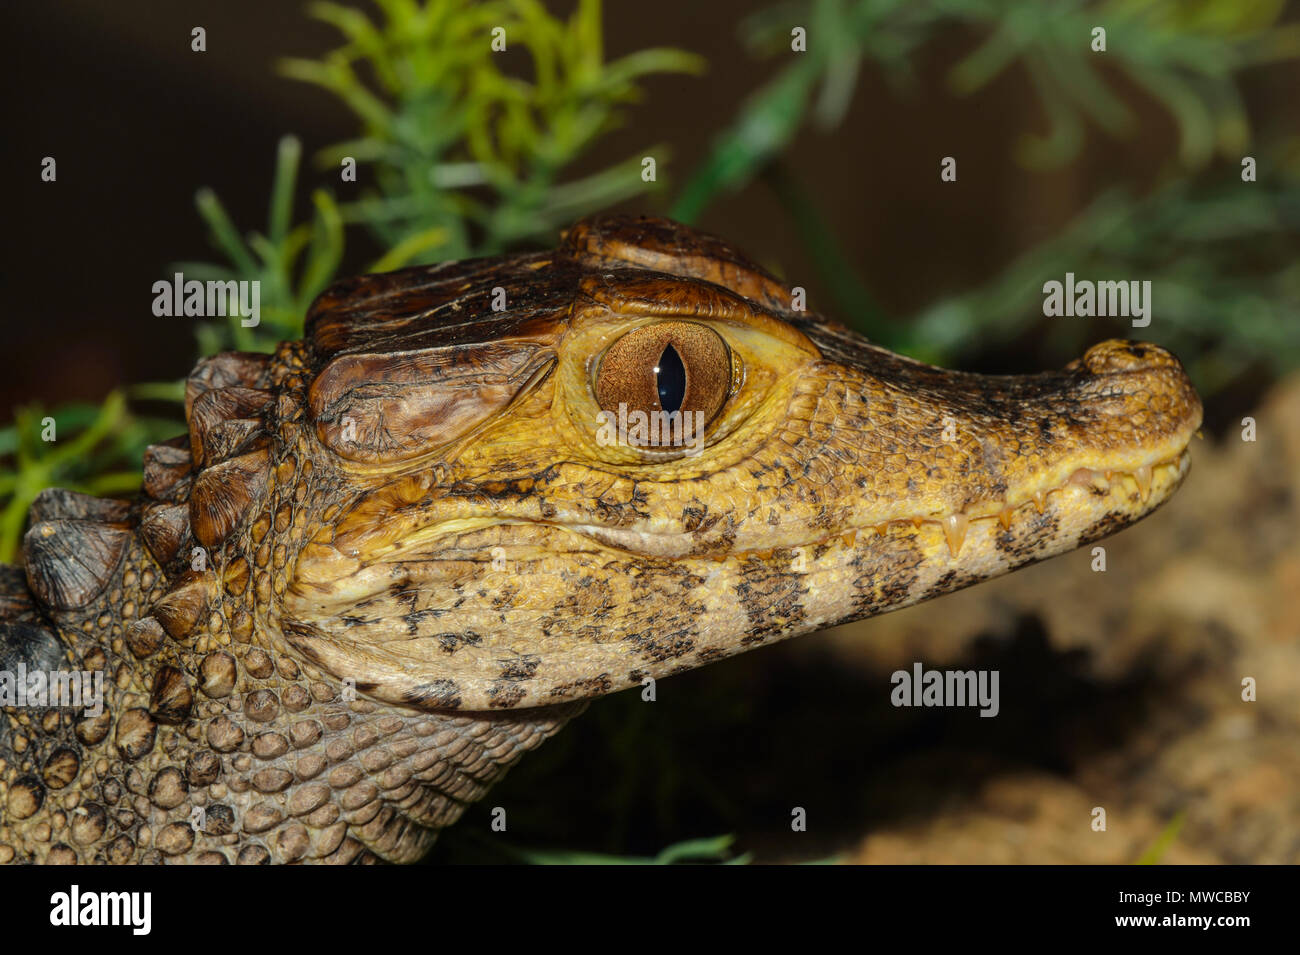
[[4, 0, 1298, 863]]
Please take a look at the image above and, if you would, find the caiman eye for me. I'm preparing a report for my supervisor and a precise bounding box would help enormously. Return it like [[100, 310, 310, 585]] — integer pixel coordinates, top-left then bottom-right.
[[594, 321, 731, 445]]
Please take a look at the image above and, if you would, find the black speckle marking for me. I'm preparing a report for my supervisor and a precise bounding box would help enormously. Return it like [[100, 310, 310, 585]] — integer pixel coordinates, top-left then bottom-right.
[[204, 803, 236, 835], [403, 678, 462, 709], [498, 654, 540, 680], [994, 510, 1061, 562], [735, 556, 808, 642], [490, 586, 519, 611], [850, 540, 923, 615], [624, 627, 695, 662], [487, 681, 527, 708], [1079, 510, 1133, 545], [547, 674, 612, 699], [680, 502, 717, 533], [433, 630, 483, 654], [921, 569, 958, 601]]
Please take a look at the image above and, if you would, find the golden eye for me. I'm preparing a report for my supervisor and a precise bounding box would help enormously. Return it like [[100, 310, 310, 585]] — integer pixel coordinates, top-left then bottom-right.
[[594, 322, 731, 446]]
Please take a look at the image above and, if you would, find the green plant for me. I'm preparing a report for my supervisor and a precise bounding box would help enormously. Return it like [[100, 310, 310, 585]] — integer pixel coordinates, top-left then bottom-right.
[[176, 136, 345, 355], [1135, 810, 1187, 864], [675, 0, 1300, 221], [900, 154, 1300, 390], [281, 0, 703, 262], [2, 0, 701, 560], [0, 393, 178, 562], [479, 832, 752, 865], [670, 0, 1300, 395]]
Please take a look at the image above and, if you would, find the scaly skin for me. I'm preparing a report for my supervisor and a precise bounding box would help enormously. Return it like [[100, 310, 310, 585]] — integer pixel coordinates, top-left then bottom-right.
[[0, 216, 1201, 863]]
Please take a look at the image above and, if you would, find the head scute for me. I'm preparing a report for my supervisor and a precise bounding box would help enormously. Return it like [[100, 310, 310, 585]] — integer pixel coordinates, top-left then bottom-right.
[[180, 352, 275, 551], [22, 490, 133, 611]]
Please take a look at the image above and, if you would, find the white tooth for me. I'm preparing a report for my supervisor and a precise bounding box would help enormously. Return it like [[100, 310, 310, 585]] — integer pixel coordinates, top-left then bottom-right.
[[1134, 465, 1153, 502], [942, 513, 969, 558]]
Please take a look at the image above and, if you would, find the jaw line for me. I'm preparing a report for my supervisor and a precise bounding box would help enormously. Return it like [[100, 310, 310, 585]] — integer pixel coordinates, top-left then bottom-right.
[[359, 443, 1193, 569], [559, 446, 1191, 561]]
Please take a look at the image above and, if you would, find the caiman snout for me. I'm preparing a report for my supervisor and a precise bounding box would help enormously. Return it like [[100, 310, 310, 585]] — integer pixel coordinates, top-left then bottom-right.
[[1064, 338, 1203, 471], [1078, 338, 1186, 375]]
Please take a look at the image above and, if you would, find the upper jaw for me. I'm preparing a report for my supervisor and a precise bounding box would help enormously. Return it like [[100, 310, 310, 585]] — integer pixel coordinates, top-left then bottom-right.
[[555, 336, 1202, 559]]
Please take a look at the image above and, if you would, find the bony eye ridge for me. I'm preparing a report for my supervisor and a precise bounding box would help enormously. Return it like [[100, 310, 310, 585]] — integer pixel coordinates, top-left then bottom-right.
[[594, 321, 731, 447]]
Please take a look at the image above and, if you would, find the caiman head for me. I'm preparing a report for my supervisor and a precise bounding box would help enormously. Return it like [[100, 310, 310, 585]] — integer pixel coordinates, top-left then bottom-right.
[[157, 214, 1199, 714], [6, 214, 1202, 864]]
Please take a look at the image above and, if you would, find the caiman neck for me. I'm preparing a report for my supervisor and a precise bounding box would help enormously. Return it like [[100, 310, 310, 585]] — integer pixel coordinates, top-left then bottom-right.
[[1, 501, 580, 863]]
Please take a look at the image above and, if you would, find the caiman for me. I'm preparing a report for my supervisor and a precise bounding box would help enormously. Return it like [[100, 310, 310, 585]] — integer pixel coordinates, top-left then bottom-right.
[[0, 215, 1201, 864]]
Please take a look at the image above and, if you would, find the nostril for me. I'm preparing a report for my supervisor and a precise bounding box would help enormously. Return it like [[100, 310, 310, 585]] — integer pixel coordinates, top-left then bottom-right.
[[1081, 339, 1178, 375]]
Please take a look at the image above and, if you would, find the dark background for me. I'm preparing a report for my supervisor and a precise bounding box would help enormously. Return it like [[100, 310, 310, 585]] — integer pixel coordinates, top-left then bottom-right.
[[6, 1, 1298, 863], [9, 0, 1294, 412]]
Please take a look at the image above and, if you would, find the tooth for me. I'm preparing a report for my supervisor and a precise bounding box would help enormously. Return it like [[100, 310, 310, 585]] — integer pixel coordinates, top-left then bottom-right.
[[841, 531, 857, 548], [1033, 490, 1047, 514], [998, 507, 1013, 530], [942, 513, 969, 558], [1104, 470, 1114, 482], [875, 522, 889, 536], [1134, 465, 1152, 502]]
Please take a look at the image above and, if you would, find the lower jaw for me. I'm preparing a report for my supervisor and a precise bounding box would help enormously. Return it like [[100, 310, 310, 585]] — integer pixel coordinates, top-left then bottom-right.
[[570, 448, 1191, 563], [830, 448, 1192, 562], [782, 449, 1195, 631]]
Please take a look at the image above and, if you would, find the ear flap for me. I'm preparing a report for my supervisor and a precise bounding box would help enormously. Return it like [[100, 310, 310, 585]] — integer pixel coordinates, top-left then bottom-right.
[[308, 343, 554, 463]]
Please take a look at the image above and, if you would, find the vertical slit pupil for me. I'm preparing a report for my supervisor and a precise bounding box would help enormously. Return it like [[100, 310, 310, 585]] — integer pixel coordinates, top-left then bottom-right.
[[656, 344, 687, 413]]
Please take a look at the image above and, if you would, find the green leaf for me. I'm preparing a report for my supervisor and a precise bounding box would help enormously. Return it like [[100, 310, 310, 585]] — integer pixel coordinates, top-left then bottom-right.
[[1136, 811, 1187, 865]]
